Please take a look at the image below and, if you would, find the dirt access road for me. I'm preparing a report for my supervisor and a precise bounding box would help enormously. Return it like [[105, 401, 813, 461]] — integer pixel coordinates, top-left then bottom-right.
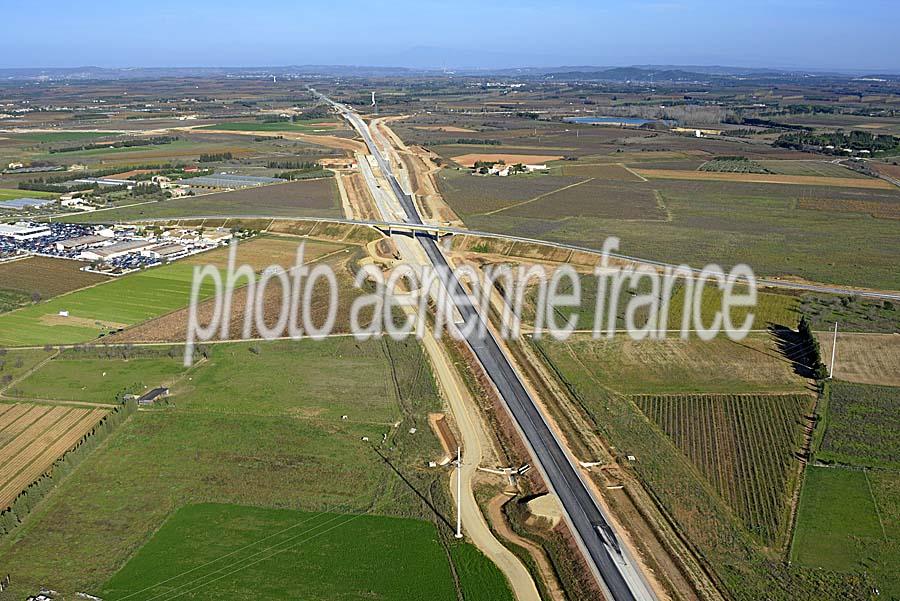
[[421, 330, 542, 601], [370, 116, 464, 226]]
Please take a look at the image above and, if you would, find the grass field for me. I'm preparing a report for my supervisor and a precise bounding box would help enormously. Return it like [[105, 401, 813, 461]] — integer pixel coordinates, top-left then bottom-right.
[[0, 338, 501, 599], [0, 403, 108, 508], [631, 168, 892, 189], [756, 160, 867, 178], [0, 348, 53, 385], [791, 467, 883, 570], [0, 288, 30, 314], [33, 139, 192, 159], [0, 188, 57, 202], [100, 503, 510, 601], [7, 352, 188, 404], [457, 178, 900, 289], [172, 338, 417, 421], [9, 131, 121, 143], [817, 381, 900, 469], [789, 376, 900, 598], [636, 393, 811, 545]]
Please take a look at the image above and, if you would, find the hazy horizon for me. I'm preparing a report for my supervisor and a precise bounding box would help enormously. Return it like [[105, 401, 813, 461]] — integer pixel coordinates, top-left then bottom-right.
[[3, 0, 898, 72]]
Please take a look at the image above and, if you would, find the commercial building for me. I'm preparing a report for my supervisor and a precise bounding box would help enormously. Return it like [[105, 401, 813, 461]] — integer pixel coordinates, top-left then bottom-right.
[[0, 222, 52, 240], [80, 239, 156, 261], [55, 234, 109, 252], [141, 243, 188, 261]]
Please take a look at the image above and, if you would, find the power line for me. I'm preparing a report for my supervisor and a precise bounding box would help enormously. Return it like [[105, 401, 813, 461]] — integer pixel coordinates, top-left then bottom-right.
[[143, 489, 418, 601], [113, 505, 346, 601]]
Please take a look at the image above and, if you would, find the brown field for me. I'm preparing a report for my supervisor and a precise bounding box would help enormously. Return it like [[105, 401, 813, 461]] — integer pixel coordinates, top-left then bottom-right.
[[0, 403, 108, 509], [559, 163, 644, 181], [197, 128, 366, 154], [816, 333, 900, 386], [798, 197, 900, 220], [0, 256, 109, 298], [181, 235, 346, 272], [633, 168, 894, 190], [873, 162, 900, 180], [449, 153, 564, 168], [503, 181, 665, 221], [87, 177, 342, 220], [413, 125, 477, 133]]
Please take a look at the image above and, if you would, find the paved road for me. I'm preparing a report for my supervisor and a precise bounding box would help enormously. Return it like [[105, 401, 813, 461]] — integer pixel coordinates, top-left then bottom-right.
[[320, 93, 656, 601]]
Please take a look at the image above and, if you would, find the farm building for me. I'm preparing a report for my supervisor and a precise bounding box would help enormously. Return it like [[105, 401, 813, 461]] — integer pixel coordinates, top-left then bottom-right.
[[0, 197, 56, 211], [0, 222, 52, 240], [138, 387, 169, 405]]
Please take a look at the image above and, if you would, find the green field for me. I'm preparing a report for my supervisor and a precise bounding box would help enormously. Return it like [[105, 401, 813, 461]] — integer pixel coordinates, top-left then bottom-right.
[[0, 338, 503, 599], [791, 466, 899, 597], [9, 131, 122, 143], [788, 378, 900, 598], [0, 262, 218, 346], [0, 348, 54, 386], [199, 119, 340, 133], [0, 188, 57, 202], [0, 288, 30, 313], [174, 338, 422, 421], [8, 352, 188, 404], [34, 139, 194, 159], [101, 503, 509, 601], [817, 381, 900, 469]]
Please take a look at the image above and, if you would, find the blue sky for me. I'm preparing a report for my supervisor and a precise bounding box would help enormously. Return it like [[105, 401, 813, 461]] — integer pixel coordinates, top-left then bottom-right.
[[2, 0, 897, 71]]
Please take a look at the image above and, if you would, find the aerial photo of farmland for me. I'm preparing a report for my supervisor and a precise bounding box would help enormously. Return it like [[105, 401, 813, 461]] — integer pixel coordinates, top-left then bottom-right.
[[0, 2, 898, 601]]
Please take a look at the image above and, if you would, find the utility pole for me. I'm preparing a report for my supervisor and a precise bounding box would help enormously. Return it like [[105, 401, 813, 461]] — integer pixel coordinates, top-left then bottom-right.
[[829, 321, 838, 379], [455, 446, 463, 539]]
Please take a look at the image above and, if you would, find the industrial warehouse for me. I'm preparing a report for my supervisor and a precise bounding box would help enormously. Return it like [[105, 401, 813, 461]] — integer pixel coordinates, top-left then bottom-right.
[[0, 221, 232, 275]]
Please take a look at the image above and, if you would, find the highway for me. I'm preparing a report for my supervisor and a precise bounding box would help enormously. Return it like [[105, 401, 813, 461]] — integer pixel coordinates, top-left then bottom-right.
[[318, 91, 656, 601]]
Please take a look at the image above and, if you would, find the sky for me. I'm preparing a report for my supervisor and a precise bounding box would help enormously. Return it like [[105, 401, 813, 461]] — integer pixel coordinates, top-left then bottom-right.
[[2, 0, 898, 72]]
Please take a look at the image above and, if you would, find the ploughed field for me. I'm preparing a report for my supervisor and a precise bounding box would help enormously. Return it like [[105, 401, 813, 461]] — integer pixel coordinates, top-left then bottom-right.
[[0, 403, 108, 509]]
